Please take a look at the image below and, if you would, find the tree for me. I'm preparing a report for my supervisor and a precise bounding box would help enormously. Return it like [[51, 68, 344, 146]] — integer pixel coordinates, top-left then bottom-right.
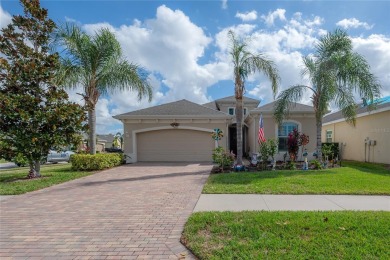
[[274, 29, 381, 161], [0, 0, 87, 178], [113, 132, 123, 149], [55, 24, 153, 154], [228, 31, 280, 165]]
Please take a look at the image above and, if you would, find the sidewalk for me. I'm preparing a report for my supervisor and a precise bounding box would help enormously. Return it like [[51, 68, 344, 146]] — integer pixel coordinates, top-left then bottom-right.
[[194, 194, 390, 212]]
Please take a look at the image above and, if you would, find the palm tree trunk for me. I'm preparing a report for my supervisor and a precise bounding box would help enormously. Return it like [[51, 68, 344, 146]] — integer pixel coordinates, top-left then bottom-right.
[[236, 97, 243, 165], [316, 119, 322, 162], [88, 107, 97, 155]]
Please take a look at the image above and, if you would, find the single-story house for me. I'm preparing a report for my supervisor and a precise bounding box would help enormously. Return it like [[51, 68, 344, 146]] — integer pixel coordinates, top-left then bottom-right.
[[114, 96, 316, 163], [322, 96, 390, 164], [96, 134, 115, 149]]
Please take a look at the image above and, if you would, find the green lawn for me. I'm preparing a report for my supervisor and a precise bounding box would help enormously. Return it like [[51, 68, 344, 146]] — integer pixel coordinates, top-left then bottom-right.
[[182, 211, 390, 260], [203, 161, 390, 195], [0, 159, 8, 163], [0, 164, 95, 195]]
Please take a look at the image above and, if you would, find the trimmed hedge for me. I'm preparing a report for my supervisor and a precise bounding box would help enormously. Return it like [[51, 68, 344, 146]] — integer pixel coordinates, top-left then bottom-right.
[[70, 153, 124, 171]]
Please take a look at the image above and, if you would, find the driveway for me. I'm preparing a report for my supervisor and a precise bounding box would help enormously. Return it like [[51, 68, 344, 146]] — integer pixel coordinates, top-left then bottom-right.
[[0, 163, 212, 259]]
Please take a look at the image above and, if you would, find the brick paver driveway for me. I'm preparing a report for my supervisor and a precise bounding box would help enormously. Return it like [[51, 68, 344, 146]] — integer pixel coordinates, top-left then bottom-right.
[[0, 163, 212, 259]]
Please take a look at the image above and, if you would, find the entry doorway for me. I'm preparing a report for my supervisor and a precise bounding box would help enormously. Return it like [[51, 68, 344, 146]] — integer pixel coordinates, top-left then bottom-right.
[[228, 124, 248, 156]]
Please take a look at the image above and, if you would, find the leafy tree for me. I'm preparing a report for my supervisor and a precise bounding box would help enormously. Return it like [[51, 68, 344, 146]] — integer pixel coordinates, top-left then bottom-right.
[[228, 31, 280, 165], [274, 29, 381, 161], [55, 24, 153, 154], [0, 0, 86, 177]]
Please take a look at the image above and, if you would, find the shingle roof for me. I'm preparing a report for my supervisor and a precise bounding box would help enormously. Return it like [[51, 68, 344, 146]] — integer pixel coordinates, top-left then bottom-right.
[[97, 134, 115, 143], [215, 95, 260, 104], [253, 101, 314, 113], [114, 99, 231, 119], [323, 96, 390, 124], [202, 101, 218, 110]]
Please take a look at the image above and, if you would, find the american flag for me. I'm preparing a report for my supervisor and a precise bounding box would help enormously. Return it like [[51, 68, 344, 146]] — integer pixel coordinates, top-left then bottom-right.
[[258, 114, 266, 143]]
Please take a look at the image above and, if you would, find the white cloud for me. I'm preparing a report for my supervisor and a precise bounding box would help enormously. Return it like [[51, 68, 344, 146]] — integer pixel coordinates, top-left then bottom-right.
[[0, 6, 12, 29], [83, 5, 213, 106], [221, 0, 228, 10], [261, 9, 287, 26], [235, 10, 257, 22], [59, 6, 389, 133], [352, 34, 390, 97], [336, 18, 373, 30]]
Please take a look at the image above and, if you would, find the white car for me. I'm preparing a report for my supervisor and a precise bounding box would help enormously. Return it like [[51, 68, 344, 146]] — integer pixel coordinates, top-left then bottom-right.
[[45, 150, 75, 164]]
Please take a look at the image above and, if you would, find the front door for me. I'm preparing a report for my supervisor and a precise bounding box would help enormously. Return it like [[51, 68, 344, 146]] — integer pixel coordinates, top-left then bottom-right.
[[229, 125, 248, 157], [229, 127, 237, 155]]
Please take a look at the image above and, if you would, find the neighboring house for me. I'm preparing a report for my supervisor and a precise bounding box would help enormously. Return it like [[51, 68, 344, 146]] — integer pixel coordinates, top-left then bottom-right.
[[96, 134, 115, 149], [322, 96, 390, 164], [114, 96, 316, 163]]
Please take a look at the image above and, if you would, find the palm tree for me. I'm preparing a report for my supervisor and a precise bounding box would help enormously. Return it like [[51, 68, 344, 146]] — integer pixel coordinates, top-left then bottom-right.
[[55, 24, 152, 154], [113, 132, 123, 149], [274, 29, 381, 161], [228, 31, 280, 165]]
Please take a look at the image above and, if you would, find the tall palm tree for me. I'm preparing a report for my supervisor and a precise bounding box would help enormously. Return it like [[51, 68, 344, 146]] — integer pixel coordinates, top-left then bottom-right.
[[228, 31, 280, 165], [55, 24, 152, 154], [274, 29, 381, 161]]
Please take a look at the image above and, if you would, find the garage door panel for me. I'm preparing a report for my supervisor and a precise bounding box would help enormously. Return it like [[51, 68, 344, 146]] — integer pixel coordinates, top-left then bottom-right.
[[137, 129, 213, 162]]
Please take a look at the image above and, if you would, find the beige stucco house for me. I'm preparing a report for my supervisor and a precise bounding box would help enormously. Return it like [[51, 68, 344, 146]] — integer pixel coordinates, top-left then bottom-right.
[[114, 96, 316, 163], [322, 97, 390, 164]]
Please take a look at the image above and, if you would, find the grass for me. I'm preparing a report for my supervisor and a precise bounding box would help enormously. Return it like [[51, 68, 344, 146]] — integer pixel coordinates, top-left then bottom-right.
[[203, 161, 390, 195], [0, 164, 95, 195], [0, 159, 8, 163], [182, 211, 390, 259]]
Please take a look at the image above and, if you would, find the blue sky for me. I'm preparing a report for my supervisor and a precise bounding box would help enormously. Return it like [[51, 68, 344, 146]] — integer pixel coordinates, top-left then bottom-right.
[[1, 0, 389, 134]]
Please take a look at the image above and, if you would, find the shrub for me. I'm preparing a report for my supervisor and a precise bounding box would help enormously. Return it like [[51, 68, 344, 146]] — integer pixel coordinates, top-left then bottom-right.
[[311, 159, 323, 170], [321, 143, 339, 161], [287, 129, 310, 162], [212, 147, 234, 168], [286, 161, 296, 170], [71, 153, 124, 171]]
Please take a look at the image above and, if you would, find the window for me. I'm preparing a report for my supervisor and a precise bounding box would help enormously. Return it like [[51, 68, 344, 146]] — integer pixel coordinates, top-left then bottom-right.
[[228, 107, 247, 115], [278, 122, 298, 151], [326, 130, 333, 143]]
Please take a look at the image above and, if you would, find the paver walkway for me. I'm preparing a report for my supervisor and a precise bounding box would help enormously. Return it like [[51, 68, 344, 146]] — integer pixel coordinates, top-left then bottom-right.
[[194, 194, 390, 212], [0, 163, 212, 259]]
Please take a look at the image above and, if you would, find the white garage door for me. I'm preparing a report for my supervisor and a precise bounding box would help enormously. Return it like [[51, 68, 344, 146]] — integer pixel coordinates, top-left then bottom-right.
[[137, 129, 214, 162]]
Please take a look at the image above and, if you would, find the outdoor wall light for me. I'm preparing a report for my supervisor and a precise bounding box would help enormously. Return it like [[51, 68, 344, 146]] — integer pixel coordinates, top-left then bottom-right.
[[170, 122, 180, 128]]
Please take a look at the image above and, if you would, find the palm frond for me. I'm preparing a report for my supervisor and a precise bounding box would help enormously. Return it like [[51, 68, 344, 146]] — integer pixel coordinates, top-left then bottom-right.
[[243, 53, 280, 97], [274, 85, 310, 124], [315, 28, 351, 60], [98, 61, 152, 102]]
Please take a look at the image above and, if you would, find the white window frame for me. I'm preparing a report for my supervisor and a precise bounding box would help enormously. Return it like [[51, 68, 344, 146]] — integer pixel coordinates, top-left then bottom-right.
[[227, 107, 248, 115], [275, 120, 302, 152], [228, 107, 235, 115], [326, 130, 333, 143]]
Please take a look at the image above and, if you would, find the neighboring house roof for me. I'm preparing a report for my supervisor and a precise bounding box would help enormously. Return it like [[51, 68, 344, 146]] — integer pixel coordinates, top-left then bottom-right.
[[114, 99, 231, 119], [323, 96, 390, 124], [253, 101, 315, 113], [97, 134, 115, 143]]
